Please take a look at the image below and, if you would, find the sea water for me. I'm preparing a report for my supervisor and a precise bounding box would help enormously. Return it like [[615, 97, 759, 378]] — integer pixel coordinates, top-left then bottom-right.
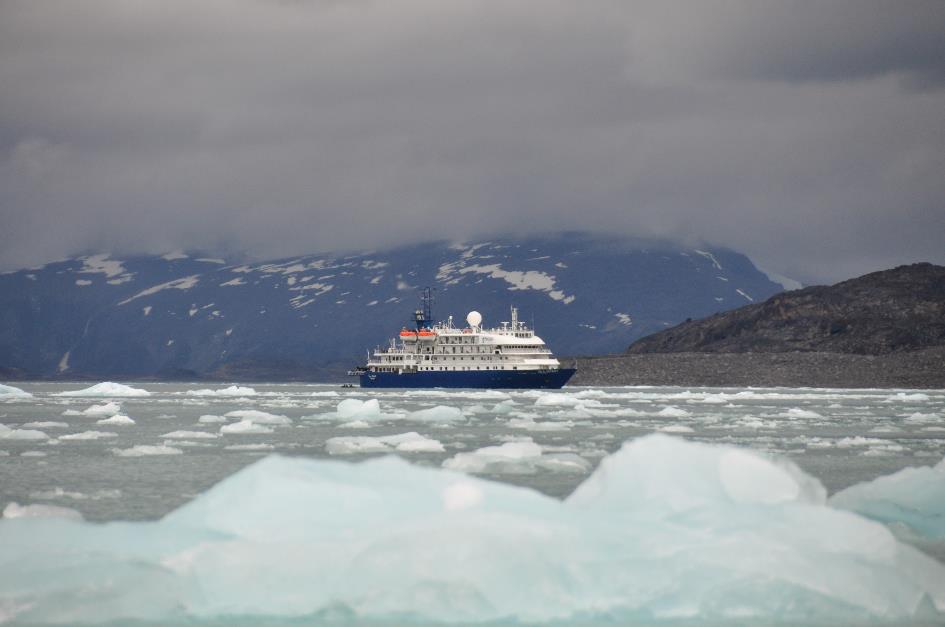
[[1, 381, 944, 624]]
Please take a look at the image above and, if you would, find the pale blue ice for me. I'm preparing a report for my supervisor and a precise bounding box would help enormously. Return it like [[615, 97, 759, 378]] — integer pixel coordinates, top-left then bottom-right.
[[2, 434, 944, 624]]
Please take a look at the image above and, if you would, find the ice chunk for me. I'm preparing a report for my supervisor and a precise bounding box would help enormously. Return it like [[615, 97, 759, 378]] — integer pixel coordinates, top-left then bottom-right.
[[407, 405, 465, 423], [886, 392, 931, 402], [443, 438, 590, 475], [53, 382, 150, 397], [3, 502, 82, 521], [78, 402, 122, 417], [188, 386, 257, 397], [779, 407, 824, 419], [96, 414, 135, 426], [0, 424, 48, 440], [656, 405, 690, 417], [658, 424, 694, 433], [113, 445, 183, 457], [309, 391, 339, 397], [0, 383, 32, 398], [197, 414, 227, 423], [830, 456, 945, 539], [225, 444, 275, 451], [224, 410, 291, 425], [568, 434, 827, 513], [161, 430, 219, 440], [326, 432, 444, 455], [2, 437, 944, 624], [21, 421, 68, 429], [59, 430, 118, 440], [335, 398, 382, 420], [220, 420, 274, 435]]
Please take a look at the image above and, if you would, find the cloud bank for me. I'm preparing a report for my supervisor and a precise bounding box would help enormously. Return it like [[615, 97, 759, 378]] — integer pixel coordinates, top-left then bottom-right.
[[1, 0, 943, 283]]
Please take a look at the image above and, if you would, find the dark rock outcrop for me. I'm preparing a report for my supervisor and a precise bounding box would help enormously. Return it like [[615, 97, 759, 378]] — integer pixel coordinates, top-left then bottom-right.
[[627, 263, 945, 356]]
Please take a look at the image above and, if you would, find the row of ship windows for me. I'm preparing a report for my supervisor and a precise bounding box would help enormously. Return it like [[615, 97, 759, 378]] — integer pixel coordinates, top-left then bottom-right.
[[373, 366, 521, 372]]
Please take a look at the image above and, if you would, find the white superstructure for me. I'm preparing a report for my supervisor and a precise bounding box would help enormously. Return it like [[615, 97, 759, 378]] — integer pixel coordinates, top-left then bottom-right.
[[365, 307, 563, 375]]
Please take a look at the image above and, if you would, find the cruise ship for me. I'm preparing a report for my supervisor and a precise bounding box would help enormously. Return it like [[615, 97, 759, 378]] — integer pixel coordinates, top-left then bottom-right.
[[353, 291, 575, 388]]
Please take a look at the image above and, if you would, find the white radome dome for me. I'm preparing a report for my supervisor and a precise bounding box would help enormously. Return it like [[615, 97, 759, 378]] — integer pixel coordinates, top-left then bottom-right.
[[466, 311, 482, 328]]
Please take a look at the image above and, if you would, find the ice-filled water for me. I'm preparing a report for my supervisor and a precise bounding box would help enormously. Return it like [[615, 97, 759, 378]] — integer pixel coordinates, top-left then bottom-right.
[[2, 381, 945, 625]]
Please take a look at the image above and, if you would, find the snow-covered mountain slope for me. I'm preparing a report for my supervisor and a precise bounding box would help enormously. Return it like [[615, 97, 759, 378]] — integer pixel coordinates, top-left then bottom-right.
[[0, 234, 786, 380]]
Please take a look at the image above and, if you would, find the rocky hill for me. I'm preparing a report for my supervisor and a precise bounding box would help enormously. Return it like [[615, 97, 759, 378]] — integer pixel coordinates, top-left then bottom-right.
[[0, 233, 784, 380], [626, 263, 945, 356]]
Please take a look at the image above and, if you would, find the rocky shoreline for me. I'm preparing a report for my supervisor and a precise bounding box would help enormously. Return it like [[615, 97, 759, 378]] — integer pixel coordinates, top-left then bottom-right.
[[566, 347, 945, 389]]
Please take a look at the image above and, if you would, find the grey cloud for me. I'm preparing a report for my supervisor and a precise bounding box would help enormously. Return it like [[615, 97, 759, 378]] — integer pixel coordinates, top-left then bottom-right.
[[1, 0, 943, 283]]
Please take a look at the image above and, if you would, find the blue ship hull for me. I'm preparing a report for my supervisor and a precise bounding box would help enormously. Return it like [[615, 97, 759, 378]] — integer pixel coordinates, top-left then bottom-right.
[[360, 368, 576, 389]]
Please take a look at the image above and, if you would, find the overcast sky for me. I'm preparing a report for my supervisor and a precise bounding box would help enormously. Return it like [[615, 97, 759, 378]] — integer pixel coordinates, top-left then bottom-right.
[[1, 1, 943, 284]]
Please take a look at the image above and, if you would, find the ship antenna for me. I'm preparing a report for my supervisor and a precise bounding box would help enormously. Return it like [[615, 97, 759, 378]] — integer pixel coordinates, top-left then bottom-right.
[[418, 286, 436, 329]]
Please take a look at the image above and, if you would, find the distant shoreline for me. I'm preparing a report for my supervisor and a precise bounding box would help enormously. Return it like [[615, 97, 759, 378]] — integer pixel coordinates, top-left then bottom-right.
[[5, 348, 944, 389], [565, 347, 945, 389]]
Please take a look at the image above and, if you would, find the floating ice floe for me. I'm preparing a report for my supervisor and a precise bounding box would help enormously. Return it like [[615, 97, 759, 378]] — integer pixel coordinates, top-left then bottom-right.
[[656, 405, 690, 418], [161, 430, 219, 440], [113, 445, 183, 457], [187, 386, 257, 397], [2, 502, 82, 521], [225, 444, 275, 451], [220, 420, 274, 435], [224, 410, 291, 425], [197, 414, 227, 423], [507, 416, 574, 431], [904, 412, 942, 424], [309, 391, 339, 398], [3, 435, 942, 624], [779, 407, 824, 419], [67, 402, 122, 417], [0, 424, 48, 441], [0, 384, 32, 399], [21, 421, 68, 429], [830, 456, 945, 539], [335, 398, 383, 420], [885, 392, 931, 403], [59, 431, 118, 441], [658, 424, 695, 433], [96, 414, 135, 426], [53, 382, 151, 397], [326, 432, 445, 455], [407, 405, 465, 423], [28, 488, 121, 501], [443, 438, 591, 475]]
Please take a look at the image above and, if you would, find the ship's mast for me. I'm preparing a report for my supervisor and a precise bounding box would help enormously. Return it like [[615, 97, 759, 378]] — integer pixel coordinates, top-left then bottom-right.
[[414, 287, 436, 330]]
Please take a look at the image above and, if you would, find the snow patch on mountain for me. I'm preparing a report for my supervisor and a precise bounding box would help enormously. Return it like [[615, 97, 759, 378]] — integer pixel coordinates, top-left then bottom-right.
[[119, 275, 200, 305]]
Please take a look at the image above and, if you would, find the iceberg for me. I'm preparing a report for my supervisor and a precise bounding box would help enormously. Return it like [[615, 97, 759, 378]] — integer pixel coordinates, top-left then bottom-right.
[[53, 382, 151, 397], [224, 410, 291, 425], [407, 405, 465, 423], [96, 414, 135, 426], [0, 424, 48, 441], [326, 432, 444, 455], [830, 456, 945, 540], [443, 438, 591, 475], [220, 420, 273, 435], [77, 402, 122, 417], [2, 502, 82, 521], [187, 385, 257, 397], [113, 444, 184, 457], [0, 435, 943, 625], [0, 383, 32, 399]]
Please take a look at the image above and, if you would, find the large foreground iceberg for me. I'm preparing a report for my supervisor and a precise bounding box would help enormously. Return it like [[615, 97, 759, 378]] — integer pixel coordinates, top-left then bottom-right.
[[1, 435, 943, 624], [830, 456, 945, 540]]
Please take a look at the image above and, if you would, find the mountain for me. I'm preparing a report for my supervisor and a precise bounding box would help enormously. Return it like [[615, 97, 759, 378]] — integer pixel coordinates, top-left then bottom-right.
[[0, 233, 785, 380], [626, 263, 945, 355]]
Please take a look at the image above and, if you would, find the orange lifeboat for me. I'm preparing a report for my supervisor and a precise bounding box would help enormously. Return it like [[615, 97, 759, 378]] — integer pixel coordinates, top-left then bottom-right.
[[417, 329, 436, 342], [400, 328, 418, 342]]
